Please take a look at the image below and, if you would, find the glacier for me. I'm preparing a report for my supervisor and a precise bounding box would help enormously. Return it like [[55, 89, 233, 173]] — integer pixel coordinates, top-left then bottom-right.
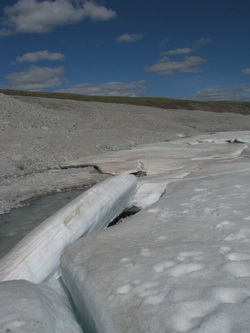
[[60, 132, 250, 333], [1, 131, 250, 332], [59, 131, 249, 175], [0, 173, 137, 283], [0, 279, 82, 332], [61, 158, 250, 333]]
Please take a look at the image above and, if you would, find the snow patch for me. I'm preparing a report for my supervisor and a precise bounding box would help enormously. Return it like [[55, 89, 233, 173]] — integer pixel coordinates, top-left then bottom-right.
[[213, 287, 250, 303], [116, 284, 132, 294], [226, 252, 250, 261], [177, 251, 204, 261], [169, 263, 205, 277], [144, 294, 166, 306], [153, 261, 175, 273], [215, 220, 234, 229], [224, 262, 250, 277], [171, 300, 218, 332], [147, 207, 162, 214], [219, 246, 232, 255]]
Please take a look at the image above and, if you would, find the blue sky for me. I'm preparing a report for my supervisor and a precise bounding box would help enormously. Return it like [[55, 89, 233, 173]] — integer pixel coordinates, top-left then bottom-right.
[[0, 0, 250, 100]]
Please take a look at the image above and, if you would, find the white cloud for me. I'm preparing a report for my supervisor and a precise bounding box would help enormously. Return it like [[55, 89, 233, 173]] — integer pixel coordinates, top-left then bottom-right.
[[116, 33, 143, 43], [58, 80, 147, 96], [82, 1, 116, 21], [6, 65, 64, 90], [189, 84, 250, 101], [161, 38, 212, 56], [14, 50, 65, 63], [242, 68, 250, 75], [161, 48, 193, 56], [146, 38, 211, 75], [145, 56, 206, 75], [0, 0, 116, 35]]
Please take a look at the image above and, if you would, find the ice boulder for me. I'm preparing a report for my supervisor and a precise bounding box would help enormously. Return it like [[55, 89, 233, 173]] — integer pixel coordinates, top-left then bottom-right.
[[0, 173, 137, 283], [61, 157, 250, 333], [0, 279, 82, 333]]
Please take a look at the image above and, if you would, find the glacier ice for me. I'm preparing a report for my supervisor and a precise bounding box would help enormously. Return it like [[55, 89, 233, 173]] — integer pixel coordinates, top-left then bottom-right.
[[127, 170, 190, 211], [0, 173, 137, 283], [59, 132, 248, 175], [61, 151, 250, 332], [1, 131, 250, 333], [0, 279, 82, 333]]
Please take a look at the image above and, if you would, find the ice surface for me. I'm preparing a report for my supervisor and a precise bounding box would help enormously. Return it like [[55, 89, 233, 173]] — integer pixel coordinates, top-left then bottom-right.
[[170, 131, 250, 145], [0, 279, 82, 332], [0, 173, 137, 283], [61, 148, 250, 332], [59, 132, 247, 175], [127, 171, 190, 211], [2, 131, 250, 332]]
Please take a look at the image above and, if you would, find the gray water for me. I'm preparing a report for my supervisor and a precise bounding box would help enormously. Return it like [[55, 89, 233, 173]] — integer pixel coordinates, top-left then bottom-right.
[[0, 189, 87, 259]]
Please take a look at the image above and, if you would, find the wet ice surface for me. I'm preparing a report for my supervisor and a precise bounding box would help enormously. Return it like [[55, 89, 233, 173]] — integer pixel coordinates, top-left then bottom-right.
[[60, 133, 250, 333], [0, 189, 85, 259]]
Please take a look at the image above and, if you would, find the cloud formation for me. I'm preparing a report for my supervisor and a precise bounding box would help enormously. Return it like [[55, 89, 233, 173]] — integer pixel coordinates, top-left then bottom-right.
[[6, 65, 64, 90], [14, 50, 65, 63], [116, 33, 143, 43], [0, 0, 116, 35], [162, 48, 193, 55], [145, 56, 205, 75], [242, 68, 250, 75], [161, 38, 212, 56], [189, 84, 250, 101], [59, 80, 147, 96], [145, 38, 211, 75]]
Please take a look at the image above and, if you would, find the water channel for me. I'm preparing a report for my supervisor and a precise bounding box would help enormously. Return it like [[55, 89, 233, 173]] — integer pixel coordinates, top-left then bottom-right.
[[0, 189, 87, 259]]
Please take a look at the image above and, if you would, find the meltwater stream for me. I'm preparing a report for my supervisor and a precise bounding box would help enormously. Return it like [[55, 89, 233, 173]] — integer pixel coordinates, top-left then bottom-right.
[[0, 189, 87, 259]]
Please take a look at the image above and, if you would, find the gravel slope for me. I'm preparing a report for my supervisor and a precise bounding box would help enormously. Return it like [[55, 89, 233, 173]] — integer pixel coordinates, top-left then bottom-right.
[[1, 93, 250, 213]]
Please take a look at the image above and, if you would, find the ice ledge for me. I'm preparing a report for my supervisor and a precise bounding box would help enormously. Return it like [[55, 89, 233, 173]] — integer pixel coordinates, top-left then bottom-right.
[[59, 131, 248, 175], [0, 173, 137, 284], [0, 279, 82, 333]]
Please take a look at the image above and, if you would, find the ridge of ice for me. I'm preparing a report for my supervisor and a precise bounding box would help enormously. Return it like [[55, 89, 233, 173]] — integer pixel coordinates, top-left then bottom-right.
[[0, 279, 82, 333], [0, 173, 137, 283]]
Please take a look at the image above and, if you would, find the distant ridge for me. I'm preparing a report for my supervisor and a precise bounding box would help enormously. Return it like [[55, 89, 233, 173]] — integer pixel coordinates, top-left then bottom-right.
[[1, 89, 250, 115]]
